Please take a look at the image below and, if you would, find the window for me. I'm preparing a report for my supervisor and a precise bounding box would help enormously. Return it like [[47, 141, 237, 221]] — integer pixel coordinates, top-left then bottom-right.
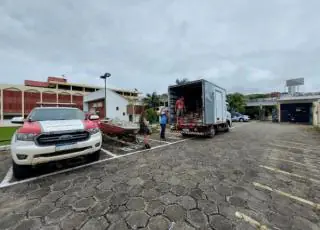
[[116, 107, 119, 111]]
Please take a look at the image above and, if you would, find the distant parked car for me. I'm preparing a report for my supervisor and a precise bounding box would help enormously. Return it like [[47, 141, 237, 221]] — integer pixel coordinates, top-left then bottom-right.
[[231, 112, 250, 122]]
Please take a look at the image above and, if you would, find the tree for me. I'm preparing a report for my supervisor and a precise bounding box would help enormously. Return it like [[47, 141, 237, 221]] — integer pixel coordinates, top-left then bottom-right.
[[175, 78, 189, 85], [159, 93, 168, 106], [145, 108, 158, 124], [143, 92, 161, 108], [226, 93, 246, 113]]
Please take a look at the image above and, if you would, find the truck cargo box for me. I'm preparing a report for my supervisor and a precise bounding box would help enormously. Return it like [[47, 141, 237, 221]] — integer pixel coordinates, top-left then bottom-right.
[[168, 79, 227, 129]]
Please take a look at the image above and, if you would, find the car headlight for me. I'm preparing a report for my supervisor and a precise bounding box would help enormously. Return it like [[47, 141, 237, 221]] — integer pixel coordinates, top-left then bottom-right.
[[16, 133, 37, 141], [88, 128, 100, 135]]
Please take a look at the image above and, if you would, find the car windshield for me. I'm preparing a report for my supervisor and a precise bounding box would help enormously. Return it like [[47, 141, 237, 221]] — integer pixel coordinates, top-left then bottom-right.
[[28, 108, 85, 121]]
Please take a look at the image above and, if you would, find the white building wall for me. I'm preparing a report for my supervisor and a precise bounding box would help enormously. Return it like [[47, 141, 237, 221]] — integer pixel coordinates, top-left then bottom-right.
[[84, 89, 130, 121]]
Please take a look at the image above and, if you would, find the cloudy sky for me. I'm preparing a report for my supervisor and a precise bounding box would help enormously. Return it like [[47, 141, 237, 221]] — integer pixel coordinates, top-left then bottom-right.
[[0, 0, 319, 94]]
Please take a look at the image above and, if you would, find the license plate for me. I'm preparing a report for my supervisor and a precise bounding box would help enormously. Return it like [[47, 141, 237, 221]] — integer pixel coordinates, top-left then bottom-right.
[[55, 143, 76, 151], [182, 128, 189, 132]]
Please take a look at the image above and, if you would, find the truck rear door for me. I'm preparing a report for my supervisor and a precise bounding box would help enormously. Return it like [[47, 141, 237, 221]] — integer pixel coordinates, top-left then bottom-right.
[[215, 89, 224, 123], [203, 81, 215, 124]]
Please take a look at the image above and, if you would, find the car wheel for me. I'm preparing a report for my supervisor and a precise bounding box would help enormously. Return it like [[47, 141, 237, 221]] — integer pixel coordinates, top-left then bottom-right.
[[239, 118, 244, 122], [88, 150, 101, 162], [12, 160, 31, 179]]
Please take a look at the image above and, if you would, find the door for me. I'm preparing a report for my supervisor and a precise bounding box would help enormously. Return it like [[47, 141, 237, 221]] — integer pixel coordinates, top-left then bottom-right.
[[203, 81, 215, 124], [215, 90, 224, 122]]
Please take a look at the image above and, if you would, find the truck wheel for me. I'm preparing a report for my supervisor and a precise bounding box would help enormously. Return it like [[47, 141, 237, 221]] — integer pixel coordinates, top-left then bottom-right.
[[12, 160, 31, 179], [225, 122, 230, 132], [88, 150, 101, 162], [208, 127, 216, 138]]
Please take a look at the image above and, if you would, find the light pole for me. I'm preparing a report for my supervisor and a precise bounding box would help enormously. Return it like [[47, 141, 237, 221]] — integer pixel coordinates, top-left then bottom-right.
[[100, 73, 111, 119]]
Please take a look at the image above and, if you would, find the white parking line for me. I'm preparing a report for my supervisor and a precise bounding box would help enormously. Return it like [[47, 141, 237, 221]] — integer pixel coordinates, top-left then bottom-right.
[[235, 211, 269, 230], [0, 166, 13, 186], [0, 138, 191, 189], [253, 182, 320, 210], [101, 148, 118, 158], [259, 165, 320, 184]]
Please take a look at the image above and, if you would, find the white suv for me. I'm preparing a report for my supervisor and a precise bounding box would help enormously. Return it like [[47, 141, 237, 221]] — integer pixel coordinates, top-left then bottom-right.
[[11, 107, 102, 179]]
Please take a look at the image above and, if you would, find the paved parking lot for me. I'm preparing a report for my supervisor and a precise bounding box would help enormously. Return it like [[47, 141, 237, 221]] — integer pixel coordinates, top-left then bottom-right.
[[0, 122, 319, 230]]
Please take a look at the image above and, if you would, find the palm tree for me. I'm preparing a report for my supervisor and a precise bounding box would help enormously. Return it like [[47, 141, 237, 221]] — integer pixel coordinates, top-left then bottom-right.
[[175, 78, 189, 85], [143, 92, 161, 108], [159, 93, 168, 106]]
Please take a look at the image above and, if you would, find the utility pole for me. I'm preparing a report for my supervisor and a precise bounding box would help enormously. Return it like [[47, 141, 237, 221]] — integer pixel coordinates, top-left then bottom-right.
[[100, 73, 111, 119]]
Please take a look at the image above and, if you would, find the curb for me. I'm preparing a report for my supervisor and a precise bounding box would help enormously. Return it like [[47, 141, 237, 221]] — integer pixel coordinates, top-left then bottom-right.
[[0, 145, 10, 152]]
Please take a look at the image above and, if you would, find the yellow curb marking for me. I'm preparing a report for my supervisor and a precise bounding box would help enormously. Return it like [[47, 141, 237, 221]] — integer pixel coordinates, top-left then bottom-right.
[[253, 182, 320, 210], [268, 157, 319, 170], [259, 165, 320, 184], [235, 211, 269, 230]]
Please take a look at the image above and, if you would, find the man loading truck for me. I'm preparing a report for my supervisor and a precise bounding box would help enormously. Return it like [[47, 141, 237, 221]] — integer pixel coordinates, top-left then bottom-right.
[[175, 96, 185, 117]]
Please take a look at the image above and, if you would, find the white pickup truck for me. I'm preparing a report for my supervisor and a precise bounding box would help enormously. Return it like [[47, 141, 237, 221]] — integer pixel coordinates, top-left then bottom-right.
[[11, 107, 102, 179]]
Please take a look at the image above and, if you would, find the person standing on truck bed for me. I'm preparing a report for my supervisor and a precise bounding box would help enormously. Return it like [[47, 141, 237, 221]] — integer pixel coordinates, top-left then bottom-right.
[[175, 96, 185, 127], [175, 96, 185, 117]]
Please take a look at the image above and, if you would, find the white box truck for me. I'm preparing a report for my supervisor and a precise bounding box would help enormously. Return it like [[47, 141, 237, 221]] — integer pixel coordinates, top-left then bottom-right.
[[168, 79, 231, 137]]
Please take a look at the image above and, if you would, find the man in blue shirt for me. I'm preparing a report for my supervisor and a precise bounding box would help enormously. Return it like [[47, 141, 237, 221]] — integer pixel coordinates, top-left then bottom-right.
[[160, 109, 168, 140]]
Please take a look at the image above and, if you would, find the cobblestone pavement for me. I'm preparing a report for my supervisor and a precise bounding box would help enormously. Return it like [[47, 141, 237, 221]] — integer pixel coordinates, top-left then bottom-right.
[[0, 122, 320, 230]]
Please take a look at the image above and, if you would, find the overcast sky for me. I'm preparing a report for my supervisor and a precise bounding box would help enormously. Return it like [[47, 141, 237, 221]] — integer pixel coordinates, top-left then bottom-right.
[[0, 0, 319, 94]]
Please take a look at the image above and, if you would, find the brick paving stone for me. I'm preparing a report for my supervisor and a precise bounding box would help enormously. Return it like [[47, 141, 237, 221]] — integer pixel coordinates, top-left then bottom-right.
[[125, 211, 150, 229], [178, 196, 197, 210], [72, 197, 96, 211], [45, 208, 72, 225], [164, 204, 185, 222], [60, 212, 87, 230], [110, 192, 129, 206], [14, 218, 42, 230], [80, 217, 109, 230], [41, 191, 64, 203], [39, 226, 60, 230], [198, 199, 219, 215], [29, 203, 55, 217], [186, 209, 209, 229], [170, 222, 195, 230], [159, 193, 179, 205], [146, 200, 165, 216], [147, 216, 170, 230], [0, 213, 25, 229], [108, 220, 129, 230], [126, 197, 145, 210], [209, 215, 234, 230]]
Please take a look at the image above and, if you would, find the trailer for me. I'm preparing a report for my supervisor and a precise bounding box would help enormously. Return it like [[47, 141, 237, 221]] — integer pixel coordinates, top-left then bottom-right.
[[168, 79, 231, 137]]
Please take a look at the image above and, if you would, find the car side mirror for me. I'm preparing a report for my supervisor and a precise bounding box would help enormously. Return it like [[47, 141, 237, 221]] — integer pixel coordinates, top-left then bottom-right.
[[11, 117, 24, 124], [89, 114, 100, 120]]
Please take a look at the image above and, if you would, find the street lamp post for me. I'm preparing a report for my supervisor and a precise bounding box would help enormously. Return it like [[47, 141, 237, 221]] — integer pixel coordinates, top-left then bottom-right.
[[100, 73, 111, 119]]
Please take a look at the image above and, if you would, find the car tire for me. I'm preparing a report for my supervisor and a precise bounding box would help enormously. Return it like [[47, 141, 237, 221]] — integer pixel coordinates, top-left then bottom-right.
[[239, 118, 244, 122], [12, 160, 31, 179], [88, 150, 101, 162]]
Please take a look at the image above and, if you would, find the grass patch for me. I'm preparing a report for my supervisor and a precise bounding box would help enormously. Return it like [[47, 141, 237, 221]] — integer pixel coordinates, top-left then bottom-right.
[[0, 127, 19, 146]]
